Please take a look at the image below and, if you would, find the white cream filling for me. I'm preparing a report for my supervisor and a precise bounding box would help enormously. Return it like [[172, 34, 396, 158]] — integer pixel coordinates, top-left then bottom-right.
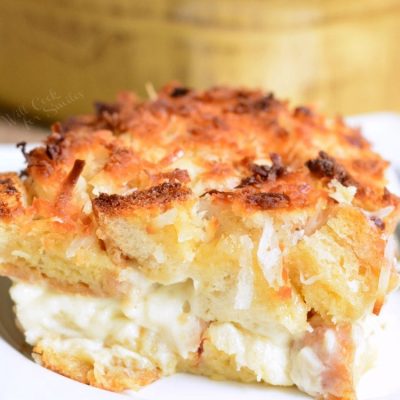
[[290, 346, 325, 396], [9, 279, 397, 397], [10, 278, 202, 362], [207, 322, 293, 385]]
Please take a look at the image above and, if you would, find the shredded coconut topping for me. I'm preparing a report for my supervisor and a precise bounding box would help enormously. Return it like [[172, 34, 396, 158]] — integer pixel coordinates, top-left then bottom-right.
[[65, 236, 95, 259], [328, 179, 357, 205], [234, 235, 255, 310], [257, 218, 283, 287], [299, 272, 322, 285]]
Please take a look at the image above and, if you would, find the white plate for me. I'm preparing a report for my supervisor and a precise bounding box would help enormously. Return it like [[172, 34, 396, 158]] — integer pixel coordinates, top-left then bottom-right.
[[1, 114, 400, 400]]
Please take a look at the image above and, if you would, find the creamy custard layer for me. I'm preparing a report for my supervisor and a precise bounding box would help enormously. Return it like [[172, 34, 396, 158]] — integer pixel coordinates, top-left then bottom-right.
[[10, 279, 385, 397]]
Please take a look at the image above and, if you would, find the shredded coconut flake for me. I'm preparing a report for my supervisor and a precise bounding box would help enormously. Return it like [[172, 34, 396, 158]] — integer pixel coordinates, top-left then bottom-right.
[[66, 236, 95, 259], [50, 216, 64, 223], [299, 272, 321, 285], [11, 250, 31, 260], [328, 179, 357, 204], [145, 82, 158, 101], [257, 218, 283, 287], [153, 209, 178, 229], [83, 200, 92, 215], [377, 236, 398, 296], [324, 330, 337, 355], [153, 247, 166, 263], [234, 235, 254, 310], [92, 185, 113, 196], [363, 206, 395, 220], [347, 279, 360, 293], [121, 187, 138, 196]]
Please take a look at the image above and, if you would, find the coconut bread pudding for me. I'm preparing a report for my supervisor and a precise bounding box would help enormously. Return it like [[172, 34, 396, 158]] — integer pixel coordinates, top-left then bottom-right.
[[0, 84, 399, 399]]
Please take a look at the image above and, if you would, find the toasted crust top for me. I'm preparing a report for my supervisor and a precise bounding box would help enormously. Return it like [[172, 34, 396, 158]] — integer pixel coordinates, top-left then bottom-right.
[[94, 182, 192, 214], [7, 82, 399, 221], [0, 173, 26, 219]]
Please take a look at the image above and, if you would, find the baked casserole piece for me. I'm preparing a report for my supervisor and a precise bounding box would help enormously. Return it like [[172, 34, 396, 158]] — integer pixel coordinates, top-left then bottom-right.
[[1, 84, 399, 399]]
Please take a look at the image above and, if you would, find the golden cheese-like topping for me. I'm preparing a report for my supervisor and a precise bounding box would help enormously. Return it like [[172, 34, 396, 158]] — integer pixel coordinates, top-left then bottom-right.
[[12, 82, 397, 221], [94, 182, 192, 214]]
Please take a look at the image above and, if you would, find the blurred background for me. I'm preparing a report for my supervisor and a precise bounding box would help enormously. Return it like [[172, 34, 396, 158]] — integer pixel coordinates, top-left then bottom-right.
[[1, 0, 400, 139]]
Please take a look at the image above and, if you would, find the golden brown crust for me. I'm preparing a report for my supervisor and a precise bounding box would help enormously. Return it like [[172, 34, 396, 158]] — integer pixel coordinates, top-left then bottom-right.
[[201, 169, 326, 212], [0, 173, 26, 219], [0, 262, 104, 297], [93, 182, 192, 215], [33, 343, 160, 391], [15, 82, 398, 218]]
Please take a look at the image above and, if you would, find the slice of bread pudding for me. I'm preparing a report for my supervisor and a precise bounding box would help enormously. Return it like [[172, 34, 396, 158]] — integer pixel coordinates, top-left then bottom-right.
[[1, 84, 399, 399]]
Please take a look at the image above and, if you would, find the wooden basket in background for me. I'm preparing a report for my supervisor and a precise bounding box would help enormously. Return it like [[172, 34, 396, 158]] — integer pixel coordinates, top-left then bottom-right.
[[1, 0, 400, 121]]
